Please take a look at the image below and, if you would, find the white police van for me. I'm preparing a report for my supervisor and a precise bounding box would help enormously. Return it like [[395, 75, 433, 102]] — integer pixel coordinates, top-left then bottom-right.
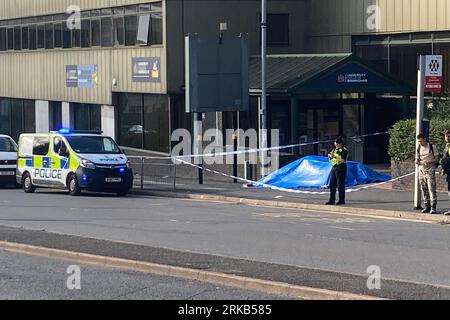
[[17, 130, 133, 196], [0, 134, 18, 186]]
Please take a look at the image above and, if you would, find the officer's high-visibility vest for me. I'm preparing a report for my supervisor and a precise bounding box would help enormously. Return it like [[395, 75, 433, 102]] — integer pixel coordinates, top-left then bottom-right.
[[330, 147, 347, 166]]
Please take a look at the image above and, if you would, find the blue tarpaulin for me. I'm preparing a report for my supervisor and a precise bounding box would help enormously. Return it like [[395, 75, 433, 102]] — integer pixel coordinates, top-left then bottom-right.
[[257, 156, 391, 189]]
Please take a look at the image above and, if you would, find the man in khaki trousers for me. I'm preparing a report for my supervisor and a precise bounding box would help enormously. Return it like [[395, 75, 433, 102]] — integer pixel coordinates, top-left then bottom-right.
[[416, 134, 440, 214]]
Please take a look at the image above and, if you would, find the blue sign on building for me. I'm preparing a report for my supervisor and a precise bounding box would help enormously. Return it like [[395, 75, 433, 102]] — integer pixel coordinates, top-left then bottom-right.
[[132, 57, 161, 83], [65, 65, 98, 88]]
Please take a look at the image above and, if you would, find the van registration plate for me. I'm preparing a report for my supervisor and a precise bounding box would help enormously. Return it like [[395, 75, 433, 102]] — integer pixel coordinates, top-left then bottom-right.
[[0, 171, 15, 176], [105, 178, 122, 183]]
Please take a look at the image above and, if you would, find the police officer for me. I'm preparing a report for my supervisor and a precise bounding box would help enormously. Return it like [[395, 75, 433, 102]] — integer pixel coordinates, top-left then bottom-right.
[[440, 129, 450, 215], [326, 137, 348, 205]]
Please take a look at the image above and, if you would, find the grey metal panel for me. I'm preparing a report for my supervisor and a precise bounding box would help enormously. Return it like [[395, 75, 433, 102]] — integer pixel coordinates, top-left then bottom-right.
[[166, 0, 307, 94], [185, 35, 249, 113]]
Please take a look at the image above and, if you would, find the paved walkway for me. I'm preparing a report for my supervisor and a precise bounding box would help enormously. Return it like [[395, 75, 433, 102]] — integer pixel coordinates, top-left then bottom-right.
[[133, 177, 450, 214]]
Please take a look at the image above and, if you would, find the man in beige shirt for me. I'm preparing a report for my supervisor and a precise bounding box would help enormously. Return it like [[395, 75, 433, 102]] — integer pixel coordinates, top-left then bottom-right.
[[416, 134, 440, 214]]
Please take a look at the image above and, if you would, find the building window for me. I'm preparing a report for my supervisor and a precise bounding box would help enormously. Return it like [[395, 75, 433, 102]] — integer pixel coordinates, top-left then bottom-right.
[[91, 19, 101, 46], [10, 99, 23, 141], [45, 23, 54, 49], [117, 93, 169, 152], [7, 28, 13, 50], [9, 99, 35, 142], [113, 17, 125, 45], [21, 26, 29, 49], [101, 17, 113, 47], [54, 22, 62, 48], [125, 15, 138, 46], [118, 94, 143, 149], [37, 24, 45, 49], [0, 1, 163, 51], [150, 12, 163, 45], [72, 27, 81, 48], [71, 103, 101, 131], [125, 5, 138, 15], [136, 14, 150, 45], [23, 100, 36, 134], [13, 26, 21, 50], [143, 94, 169, 152], [81, 19, 91, 48], [49, 101, 62, 131], [267, 14, 289, 46], [29, 25, 37, 50], [0, 28, 7, 51], [150, 2, 162, 11], [62, 23, 72, 48], [0, 98, 11, 135]]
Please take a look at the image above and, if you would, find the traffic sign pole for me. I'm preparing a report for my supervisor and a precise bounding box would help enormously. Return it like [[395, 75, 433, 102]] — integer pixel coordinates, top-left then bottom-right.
[[414, 55, 425, 210]]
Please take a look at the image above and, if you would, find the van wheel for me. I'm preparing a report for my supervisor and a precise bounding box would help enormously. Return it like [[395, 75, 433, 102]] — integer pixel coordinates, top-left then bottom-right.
[[22, 173, 36, 193], [68, 175, 81, 196]]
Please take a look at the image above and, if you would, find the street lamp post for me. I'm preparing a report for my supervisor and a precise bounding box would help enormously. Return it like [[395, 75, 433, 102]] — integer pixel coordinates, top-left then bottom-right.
[[414, 55, 426, 210], [260, 0, 268, 178]]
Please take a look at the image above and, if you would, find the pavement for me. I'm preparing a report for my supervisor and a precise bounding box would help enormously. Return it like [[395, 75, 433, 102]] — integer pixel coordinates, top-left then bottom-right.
[[132, 176, 450, 218], [0, 250, 287, 300], [1, 189, 450, 299]]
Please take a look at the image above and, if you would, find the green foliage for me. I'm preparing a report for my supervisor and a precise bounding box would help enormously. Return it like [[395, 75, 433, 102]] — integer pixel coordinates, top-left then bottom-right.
[[425, 98, 450, 120], [389, 118, 450, 161], [388, 119, 416, 161]]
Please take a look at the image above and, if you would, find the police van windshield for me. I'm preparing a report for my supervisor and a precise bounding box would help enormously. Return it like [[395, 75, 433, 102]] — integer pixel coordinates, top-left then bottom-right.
[[65, 136, 121, 154], [0, 137, 17, 152]]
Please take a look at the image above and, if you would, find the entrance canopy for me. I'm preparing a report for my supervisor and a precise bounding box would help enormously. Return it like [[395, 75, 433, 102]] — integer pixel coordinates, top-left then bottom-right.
[[249, 53, 413, 95]]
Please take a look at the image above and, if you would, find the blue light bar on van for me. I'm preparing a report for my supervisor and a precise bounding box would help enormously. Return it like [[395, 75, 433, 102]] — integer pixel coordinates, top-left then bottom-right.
[[52, 129, 104, 135]]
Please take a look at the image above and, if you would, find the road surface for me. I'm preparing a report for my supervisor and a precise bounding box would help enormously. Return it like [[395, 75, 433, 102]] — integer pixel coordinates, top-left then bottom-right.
[[0, 189, 449, 299]]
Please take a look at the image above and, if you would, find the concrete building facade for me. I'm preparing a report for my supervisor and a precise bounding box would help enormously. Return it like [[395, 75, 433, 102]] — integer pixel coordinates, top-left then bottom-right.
[[0, 0, 306, 155], [0, 0, 447, 164]]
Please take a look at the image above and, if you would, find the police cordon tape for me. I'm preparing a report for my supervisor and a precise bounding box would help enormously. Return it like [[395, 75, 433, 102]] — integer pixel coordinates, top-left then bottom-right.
[[127, 130, 417, 195], [130, 131, 389, 160], [171, 158, 415, 195], [132, 153, 415, 195]]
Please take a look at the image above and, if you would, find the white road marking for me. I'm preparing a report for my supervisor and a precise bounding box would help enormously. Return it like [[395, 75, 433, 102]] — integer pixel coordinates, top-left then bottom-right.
[[329, 226, 355, 231]]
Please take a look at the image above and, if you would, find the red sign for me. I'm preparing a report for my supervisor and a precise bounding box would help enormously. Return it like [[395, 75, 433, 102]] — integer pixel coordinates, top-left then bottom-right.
[[425, 55, 443, 93]]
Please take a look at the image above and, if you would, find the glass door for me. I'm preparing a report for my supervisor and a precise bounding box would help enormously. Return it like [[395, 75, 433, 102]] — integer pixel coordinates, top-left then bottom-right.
[[316, 107, 340, 156]]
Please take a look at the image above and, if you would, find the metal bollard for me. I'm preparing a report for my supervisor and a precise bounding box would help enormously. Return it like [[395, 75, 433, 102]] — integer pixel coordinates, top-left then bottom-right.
[[140, 157, 144, 190], [173, 161, 177, 191], [244, 160, 252, 182]]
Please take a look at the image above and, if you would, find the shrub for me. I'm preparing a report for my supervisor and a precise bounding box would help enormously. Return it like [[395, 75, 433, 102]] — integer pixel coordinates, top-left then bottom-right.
[[389, 118, 450, 161]]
